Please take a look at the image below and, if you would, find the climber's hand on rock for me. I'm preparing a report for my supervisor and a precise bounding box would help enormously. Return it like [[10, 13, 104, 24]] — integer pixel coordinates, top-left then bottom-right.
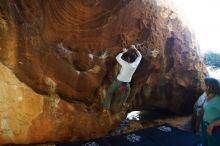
[[123, 48, 128, 53], [131, 44, 137, 50]]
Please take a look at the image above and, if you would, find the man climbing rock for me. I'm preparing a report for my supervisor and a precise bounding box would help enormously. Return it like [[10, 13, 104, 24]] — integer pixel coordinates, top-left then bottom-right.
[[102, 44, 142, 115]]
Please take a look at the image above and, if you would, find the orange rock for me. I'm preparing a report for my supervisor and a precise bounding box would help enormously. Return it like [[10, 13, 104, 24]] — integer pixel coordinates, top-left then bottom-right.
[[0, 0, 207, 144]]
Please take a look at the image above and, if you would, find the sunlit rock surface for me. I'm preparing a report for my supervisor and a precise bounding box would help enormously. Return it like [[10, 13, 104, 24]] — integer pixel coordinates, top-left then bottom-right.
[[0, 0, 207, 144]]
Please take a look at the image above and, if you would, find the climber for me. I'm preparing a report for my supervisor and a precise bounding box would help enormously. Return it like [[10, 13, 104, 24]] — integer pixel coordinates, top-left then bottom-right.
[[102, 44, 142, 114]]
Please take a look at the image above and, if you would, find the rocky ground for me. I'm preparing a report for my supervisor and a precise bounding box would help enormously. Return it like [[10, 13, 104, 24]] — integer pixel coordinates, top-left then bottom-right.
[[109, 110, 193, 135]]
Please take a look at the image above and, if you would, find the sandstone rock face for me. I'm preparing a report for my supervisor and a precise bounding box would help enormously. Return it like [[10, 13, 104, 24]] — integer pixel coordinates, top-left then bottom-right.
[[0, 0, 207, 144], [0, 62, 112, 145]]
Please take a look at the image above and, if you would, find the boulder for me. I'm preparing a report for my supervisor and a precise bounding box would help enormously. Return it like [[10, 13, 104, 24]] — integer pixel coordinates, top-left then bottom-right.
[[0, 0, 207, 144]]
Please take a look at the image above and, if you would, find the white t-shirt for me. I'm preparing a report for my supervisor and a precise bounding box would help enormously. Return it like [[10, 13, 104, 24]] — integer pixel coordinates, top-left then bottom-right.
[[116, 50, 142, 82]]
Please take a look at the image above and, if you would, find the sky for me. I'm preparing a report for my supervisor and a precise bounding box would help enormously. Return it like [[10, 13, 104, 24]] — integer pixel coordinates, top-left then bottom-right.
[[172, 0, 220, 54]]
